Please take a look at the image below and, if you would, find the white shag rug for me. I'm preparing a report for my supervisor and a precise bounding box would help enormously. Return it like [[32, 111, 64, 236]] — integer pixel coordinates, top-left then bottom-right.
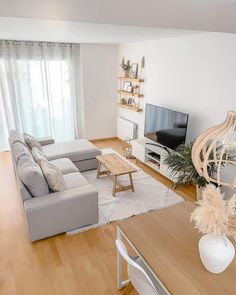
[[67, 148, 183, 235]]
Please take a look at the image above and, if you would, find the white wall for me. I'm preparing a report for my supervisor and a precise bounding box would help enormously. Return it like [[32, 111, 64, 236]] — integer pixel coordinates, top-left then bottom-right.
[[118, 32, 236, 141], [81, 44, 118, 139]]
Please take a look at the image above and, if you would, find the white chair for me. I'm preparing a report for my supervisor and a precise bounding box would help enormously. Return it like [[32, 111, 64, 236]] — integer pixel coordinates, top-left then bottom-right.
[[116, 239, 166, 295]]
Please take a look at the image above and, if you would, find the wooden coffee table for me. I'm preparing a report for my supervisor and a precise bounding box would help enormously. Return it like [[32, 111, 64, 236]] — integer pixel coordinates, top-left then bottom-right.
[[95, 153, 137, 196]]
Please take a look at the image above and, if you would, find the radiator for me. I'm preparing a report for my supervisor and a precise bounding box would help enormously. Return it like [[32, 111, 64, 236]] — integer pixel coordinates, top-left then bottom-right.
[[117, 117, 137, 140]]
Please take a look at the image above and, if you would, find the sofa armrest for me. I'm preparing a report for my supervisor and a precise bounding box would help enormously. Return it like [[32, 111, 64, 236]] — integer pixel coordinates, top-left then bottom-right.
[[37, 136, 55, 146], [24, 185, 98, 242]]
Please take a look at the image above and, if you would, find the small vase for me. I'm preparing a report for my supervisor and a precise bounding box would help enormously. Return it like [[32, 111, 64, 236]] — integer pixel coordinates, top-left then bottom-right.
[[122, 70, 128, 78], [199, 234, 235, 273]]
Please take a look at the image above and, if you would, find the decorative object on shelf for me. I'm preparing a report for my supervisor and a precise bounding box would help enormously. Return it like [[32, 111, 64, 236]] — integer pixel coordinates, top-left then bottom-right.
[[120, 98, 126, 105], [190, 184, 236, 273], [139, 56, 145, 79], [120, 57, 131, 78], [126, 85, 133, 93], [122, 81, 131, 91], [127, 98, 135, 107], [133, 85, 139, 94], [123, 137, 133, 159], [129, 63, 138, 78], [192, 111, 236, 188]]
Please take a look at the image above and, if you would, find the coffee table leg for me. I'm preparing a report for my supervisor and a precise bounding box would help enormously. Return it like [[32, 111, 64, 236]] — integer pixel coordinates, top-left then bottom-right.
[[129, 173, 134, 192], [96, 162, 101, 179], [112, 176, 118, 197]]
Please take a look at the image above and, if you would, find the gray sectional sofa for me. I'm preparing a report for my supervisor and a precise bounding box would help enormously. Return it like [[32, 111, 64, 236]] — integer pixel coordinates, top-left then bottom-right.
[[9, 131, 102, 242]]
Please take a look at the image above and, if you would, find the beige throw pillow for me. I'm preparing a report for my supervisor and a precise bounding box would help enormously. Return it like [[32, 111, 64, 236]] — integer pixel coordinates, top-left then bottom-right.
[[31, 147, 47, 164], [40, 159, 66, 192], [23, 133, 42, 151]]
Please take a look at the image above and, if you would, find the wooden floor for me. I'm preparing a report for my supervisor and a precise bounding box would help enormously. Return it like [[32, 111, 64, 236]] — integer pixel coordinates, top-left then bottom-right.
[[0, 139, 195, 295]]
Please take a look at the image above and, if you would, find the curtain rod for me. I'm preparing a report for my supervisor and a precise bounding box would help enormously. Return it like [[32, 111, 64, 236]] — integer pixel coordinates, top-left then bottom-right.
[[0, 40, 79, 47]]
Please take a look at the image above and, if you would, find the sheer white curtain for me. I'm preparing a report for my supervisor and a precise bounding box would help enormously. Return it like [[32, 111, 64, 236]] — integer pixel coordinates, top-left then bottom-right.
[[0, 40, 84, 151]]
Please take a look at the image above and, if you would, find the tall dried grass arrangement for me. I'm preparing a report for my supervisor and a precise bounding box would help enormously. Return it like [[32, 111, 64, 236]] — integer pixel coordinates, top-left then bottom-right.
[[191, 184, 236, 241]]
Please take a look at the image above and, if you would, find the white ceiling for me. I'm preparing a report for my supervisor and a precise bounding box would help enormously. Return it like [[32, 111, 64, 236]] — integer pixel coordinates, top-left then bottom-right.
[[0, 17, 202, 44], [0, 0, 236, 33]]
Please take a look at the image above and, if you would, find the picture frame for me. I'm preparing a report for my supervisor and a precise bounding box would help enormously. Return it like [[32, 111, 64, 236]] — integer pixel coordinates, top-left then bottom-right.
[[129, 63, 138, 78], [127, 85, 133, 93], [123, 81, 131, 91]]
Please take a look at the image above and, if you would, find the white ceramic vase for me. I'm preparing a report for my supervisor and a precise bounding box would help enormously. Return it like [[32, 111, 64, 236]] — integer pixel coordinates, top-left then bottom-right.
[[199, 234, 235, 273]]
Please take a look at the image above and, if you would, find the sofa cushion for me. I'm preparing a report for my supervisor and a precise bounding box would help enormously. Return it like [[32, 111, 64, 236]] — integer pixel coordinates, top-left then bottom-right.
[[31, 147, 47, 164], [23, 133, 42, 151], [9, 130, 28, 148], [63, 172, 89, 190], [17, 155, 49, 197], [17, 175, 32, 201], [40, 159, 66, 192], [12, 142, 32, 164], [42, 139, 101, 162], [49, 158, 79, 175]]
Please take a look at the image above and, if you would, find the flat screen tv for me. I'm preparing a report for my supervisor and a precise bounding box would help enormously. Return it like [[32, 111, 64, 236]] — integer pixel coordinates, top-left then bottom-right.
[[144, 104, 189, 150]]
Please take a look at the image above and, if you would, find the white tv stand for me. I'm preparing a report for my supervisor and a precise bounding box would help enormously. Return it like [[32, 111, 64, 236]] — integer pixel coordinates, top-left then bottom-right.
[[131, 138, 174, 181]]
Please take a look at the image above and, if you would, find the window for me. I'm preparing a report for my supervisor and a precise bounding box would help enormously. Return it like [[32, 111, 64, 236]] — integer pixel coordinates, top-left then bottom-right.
[[0, 41, 81, 150]]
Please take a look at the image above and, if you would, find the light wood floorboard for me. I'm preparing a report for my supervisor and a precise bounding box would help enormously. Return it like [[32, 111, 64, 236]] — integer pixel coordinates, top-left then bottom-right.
[[0, 139, 195, 295]]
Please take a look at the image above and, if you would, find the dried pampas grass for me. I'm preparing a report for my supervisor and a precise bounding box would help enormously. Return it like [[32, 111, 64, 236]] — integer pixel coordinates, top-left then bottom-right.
[[228, 216, 236, 241], [191, 184, 236, 240]]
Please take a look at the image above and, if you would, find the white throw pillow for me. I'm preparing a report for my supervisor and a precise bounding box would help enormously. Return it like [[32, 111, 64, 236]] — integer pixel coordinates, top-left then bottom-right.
[[40, 159, 66, 192], [31, 147, 47, 164], [23, 133, 42, 151]]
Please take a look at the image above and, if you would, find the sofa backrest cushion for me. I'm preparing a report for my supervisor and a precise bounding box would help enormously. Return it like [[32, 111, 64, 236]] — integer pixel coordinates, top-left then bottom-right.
[[9, 130, 28, 148], [12, 142, 33, 165], [31, 147, 47, 164], [23, 133, 42, 151], [40, 159, 66, 192], [16, 173, 33, 201], [17, 155, 49, 197]]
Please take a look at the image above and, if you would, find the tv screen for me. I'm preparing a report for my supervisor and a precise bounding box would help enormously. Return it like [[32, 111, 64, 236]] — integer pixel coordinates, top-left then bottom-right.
[[144, 104, 189, 150]]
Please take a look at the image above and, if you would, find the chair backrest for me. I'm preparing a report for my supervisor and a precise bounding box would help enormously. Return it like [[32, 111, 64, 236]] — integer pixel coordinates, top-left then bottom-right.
[[115, 239, 159, 295]]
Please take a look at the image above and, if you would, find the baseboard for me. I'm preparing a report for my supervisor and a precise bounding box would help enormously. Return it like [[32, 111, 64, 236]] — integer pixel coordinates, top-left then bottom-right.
[[90, 137, 118, 143]]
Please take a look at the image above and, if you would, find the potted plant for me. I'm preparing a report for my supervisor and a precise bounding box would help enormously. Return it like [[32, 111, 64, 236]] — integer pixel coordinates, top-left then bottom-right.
[[164, 142, 212, 198], [120, 57, 131, 78], [163, 142, 228, 199], [191, 184, 236, 273]]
